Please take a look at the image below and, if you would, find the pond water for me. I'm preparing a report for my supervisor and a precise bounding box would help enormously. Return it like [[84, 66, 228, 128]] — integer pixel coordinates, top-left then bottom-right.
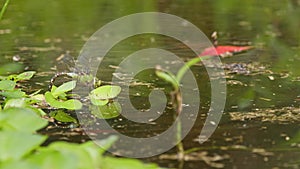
[[1, 0, 300, 168]]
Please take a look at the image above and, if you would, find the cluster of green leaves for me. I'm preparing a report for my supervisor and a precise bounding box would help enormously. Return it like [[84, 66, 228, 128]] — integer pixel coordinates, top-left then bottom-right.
[[0, 71, 161, 169], [45, 80, 82, 110], [46, 79, 122, 122], [0, 71, 45, 115]]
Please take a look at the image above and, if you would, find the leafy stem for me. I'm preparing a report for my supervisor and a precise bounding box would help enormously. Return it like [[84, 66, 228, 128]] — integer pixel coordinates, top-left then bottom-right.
[[176, 55, 211, 83], [155, 55, 212, 160]]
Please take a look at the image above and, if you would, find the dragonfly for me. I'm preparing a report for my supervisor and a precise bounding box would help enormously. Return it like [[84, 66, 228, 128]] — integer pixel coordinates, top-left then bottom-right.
[[49, 52, 102, 90]]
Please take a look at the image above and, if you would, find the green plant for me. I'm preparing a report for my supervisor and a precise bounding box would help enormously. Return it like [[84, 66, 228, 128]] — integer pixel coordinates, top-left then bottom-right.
[[0, 71, 162, 169], [155, 45, 252, 159], [45, 80, 82, 110]]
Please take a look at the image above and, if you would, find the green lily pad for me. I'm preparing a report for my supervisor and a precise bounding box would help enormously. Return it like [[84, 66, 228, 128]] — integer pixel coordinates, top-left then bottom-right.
[[49, 110, 77, 123], [45, 91, 82, 110], [90, 85, 121, 100], [0, 80, 16, 91], [90, 97, 109, 106], [90, 102, 121, 119]]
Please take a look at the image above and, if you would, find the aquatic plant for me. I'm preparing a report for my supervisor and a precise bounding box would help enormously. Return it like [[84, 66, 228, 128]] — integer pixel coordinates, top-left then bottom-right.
[[0, 71, 161, 169]]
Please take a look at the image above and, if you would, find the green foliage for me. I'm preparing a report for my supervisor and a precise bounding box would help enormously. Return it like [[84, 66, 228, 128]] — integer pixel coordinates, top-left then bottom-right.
[[0, 107, 48, 132], [51, 80, 76, 98], [0, 80, 16, 90], [49, 110, 77, 123], [155, 70, 179, 92], [0, 71, 162, 169], [45, 91, 82, 110], [90, 102, 121, 119], [89, 85, 121, 106]]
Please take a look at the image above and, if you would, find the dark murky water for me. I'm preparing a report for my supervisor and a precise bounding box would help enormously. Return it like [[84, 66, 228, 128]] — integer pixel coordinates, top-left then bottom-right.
[[1, 0, 299, 168]]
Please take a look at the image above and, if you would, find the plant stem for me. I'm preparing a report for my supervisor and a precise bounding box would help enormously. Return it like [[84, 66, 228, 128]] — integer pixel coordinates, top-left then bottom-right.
[[176, 117, 184, 159], [0, 0, 10, 21], [176, 56, 211, 83]]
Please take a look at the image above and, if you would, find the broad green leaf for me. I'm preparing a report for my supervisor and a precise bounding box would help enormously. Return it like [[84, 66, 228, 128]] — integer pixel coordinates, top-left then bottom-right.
[[0, 131, 46, 161], [4, 98, 27, 109], [0, 89, 26, 99], [50, 85, 57, 93], [90, 102, 121, 119], [16, 71, 36, 81], [40, 142, 96, 169], [49, 110, 77, 123], [52, 80, 76, 97], [90, 85, 121, 100], [1, 160, 38, 169], [90, 97, 109, 106], [0, 108, 48, 132], [26, 148, 78, 169], [45, 91, 82, 110], [0, 80, 16, 91]]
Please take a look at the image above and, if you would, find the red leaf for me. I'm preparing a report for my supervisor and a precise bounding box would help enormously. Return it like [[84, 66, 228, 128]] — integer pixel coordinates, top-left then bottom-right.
[[200, 45, 253, 57]]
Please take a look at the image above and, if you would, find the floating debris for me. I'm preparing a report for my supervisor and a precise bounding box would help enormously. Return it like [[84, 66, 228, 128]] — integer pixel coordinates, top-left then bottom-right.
[[223, 62, 269, 75], [229, 107, 300, 123]]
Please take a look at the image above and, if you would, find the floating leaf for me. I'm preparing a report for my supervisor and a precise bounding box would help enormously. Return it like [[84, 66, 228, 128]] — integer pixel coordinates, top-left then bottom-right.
[[45, 91, 82, 110], [52, 80, 77, 98], [90, 97, 109, 106], [90, 85, 121, 100], [0, 80, 16, 91], [200, 45, 253, 56], [90, 102, 121, 119], [49, 110, 77, 123]]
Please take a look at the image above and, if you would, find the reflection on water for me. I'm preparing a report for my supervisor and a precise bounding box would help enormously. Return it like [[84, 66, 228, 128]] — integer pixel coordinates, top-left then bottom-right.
[[1, 0, 299, 168]]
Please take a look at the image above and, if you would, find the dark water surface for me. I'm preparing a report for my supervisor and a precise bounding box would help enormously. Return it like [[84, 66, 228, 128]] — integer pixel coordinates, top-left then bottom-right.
[[1, 0, 299, 168]]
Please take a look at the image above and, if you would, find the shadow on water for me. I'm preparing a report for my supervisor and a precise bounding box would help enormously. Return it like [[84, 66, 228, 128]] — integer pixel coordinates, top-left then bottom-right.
[[1, 0, 300, 168]]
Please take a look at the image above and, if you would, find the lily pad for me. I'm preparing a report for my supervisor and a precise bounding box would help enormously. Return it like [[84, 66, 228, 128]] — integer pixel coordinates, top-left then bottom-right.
[[90, 85, 121, 100], [90, 97, 109, 106], [90, 102, 121, 119]]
